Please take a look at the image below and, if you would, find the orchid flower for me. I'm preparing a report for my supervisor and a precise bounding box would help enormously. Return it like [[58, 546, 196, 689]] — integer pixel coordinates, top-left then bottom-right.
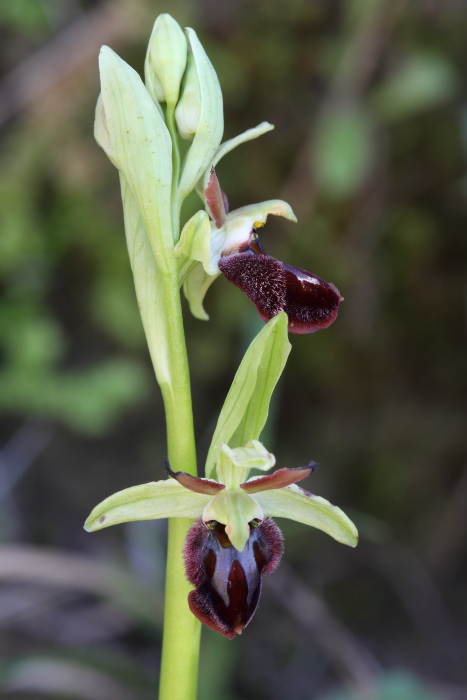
[[85, 439, 357, 639], [176, 169, 343, 333]]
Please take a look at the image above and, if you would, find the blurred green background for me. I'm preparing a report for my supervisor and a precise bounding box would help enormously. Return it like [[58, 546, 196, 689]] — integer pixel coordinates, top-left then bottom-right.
[[0, 0, 466, 698]]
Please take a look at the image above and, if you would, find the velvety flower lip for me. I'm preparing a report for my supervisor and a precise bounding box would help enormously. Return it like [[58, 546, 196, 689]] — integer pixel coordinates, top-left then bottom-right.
[[184, 517, 283, 639], [218, 246, 343, 334]]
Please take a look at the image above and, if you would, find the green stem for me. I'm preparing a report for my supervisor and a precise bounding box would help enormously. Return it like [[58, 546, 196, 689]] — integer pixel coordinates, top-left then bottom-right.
[[155, 265, 201, 700], [159, 519, 202, 700], [156, 110, 201, 700]]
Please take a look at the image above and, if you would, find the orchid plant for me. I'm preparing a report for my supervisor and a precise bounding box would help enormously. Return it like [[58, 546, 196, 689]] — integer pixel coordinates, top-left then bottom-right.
[[87, 14, 357, 700]]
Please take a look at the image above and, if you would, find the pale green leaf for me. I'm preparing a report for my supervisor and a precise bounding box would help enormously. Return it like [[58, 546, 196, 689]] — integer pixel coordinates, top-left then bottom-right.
[[84, 480, 210, 532], [255, 484, 358, 547], [205, 312, 291, 478], [96, 47, 174, 270], [119, 175, 171, 386], [178, 28, 223, 201]]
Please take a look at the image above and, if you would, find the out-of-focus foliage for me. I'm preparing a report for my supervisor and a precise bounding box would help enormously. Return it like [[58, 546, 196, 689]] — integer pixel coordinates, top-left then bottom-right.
[[0, 0, 466, 698], [320, 670, 441, 700]]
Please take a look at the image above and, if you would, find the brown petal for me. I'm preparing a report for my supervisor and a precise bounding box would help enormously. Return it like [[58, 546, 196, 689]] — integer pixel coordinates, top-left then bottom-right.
[[164, 458, 224, 495], [240, 462, 317, 494], [205, 167, 227, 228]]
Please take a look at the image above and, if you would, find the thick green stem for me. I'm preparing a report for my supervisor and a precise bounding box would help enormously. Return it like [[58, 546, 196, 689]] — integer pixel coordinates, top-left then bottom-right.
[[156, 111, 201, 700], [154, 271, 201, 700], [120, 101, 201, 700], [159, 519, 202, 700]]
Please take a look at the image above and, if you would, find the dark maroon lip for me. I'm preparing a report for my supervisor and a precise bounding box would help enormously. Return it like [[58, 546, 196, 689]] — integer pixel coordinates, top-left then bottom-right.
[[184, 518, 283, 639], [218, 249, 342, 335]]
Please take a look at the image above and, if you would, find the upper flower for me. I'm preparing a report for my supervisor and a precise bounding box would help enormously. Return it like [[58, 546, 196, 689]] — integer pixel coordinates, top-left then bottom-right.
[[176, 169, 343, 333]]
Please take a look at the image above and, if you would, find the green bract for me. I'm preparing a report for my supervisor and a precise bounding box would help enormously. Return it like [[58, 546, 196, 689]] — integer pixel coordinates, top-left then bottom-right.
[[85, 313, 358, 553], [175, 53, 201, 140], [204, 313, 291, 479], [95, 46, 174, 267]]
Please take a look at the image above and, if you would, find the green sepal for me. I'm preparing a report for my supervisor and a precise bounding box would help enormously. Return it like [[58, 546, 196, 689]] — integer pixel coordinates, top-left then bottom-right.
[[255, 484, 359, 547], [217, 441, 275, 490], [174, 210, 221, 277], [95, 46, 174, 272], [182, 264, 220, 321], [197, 122, 275, 196], [178, 29, 223, 202], [205, 312, 291, 479], [84, 479, 210, 532], [202, 490, 263, 552]]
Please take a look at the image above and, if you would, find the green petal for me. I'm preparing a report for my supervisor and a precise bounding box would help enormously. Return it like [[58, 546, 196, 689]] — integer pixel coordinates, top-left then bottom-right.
[[217, 441, 275, 490], [224, 200, 297, 229], [178, 29, 223, 202], [96, 46, 174, 269], [84, 480, 210, 532], [202, 491, 263, 552], [254, 485, 358, 547], [219, 200, 297, 258], [205, 312, 291, 479]]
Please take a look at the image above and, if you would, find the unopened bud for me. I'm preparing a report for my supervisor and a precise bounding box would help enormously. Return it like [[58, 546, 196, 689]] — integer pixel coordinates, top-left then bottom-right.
[[175, 53, 201, 140], [145, 14, 187, 106]]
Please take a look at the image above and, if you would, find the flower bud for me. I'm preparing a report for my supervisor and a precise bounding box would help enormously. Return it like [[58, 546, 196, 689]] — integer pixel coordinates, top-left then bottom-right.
[[175, 53, 201, 140], [145, 14, 187, 106]]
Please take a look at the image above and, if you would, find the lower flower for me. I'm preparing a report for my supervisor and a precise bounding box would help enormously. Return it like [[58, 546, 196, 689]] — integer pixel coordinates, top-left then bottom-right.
[[84, 440, 358, 637]]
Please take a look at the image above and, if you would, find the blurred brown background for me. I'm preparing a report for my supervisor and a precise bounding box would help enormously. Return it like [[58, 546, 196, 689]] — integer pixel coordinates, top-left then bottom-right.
[[0, 1, 466, 698]]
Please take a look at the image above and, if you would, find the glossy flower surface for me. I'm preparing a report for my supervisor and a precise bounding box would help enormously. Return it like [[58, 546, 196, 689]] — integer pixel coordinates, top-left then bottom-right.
[[85, 439, 358, 638]]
